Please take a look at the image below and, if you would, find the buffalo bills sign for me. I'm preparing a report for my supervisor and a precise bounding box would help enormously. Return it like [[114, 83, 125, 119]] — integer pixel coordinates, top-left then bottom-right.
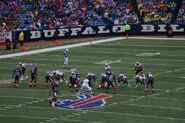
[[13, 24, 185, 42], [55, 93, 110, 110]]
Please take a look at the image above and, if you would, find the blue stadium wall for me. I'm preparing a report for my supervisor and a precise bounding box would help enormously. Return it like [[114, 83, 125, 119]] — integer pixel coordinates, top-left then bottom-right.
[[13, 24, 185, 42]]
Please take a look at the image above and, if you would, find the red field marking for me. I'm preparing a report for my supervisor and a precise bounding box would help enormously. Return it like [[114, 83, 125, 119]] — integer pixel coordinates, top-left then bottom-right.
[[71, 94, 110, 107]]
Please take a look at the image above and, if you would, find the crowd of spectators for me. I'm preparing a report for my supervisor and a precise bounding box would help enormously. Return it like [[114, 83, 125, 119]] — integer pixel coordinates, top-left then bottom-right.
[[176, 0, 185, 24], [137, 0, 176, 24], [0, 0, 139, 32], [1, 0, 185, 32]]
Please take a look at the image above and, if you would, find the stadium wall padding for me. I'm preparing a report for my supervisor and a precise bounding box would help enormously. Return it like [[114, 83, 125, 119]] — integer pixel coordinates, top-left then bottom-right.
[[13, 24, 185, 42]]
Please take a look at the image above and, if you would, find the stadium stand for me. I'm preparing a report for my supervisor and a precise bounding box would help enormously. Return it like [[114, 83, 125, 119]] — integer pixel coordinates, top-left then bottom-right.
[[176, 0, 185, 24], [0, 0, 184, 32], [0, 0, 139, 32]]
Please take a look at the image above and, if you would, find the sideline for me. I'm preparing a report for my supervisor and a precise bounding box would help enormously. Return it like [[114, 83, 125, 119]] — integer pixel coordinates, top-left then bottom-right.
[[129, 36, 185, 40], [0, 37, 125, 59]]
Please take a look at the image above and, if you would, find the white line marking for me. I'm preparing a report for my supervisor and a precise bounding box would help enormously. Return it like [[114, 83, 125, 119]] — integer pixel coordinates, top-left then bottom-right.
[[152, 97, 185, 102], [0, 96, 41, 99], [118, 103, 185, 111], [88, 110, 185, 121], [180, 76, 185, 79]]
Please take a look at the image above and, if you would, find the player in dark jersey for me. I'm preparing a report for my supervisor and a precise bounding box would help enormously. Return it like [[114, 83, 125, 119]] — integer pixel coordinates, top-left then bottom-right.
[[12, 65, 22, 87], [49, 77, 59, 107], [118, 73, 130, 87], [86, 73, 96, 87], [105, 72, 116, 94], [69, 72, 79, 92], [135, 61, 143, 75], [98, 73, 107, 89], [145, 72, 154, 92], [29, 64, 38, 87]]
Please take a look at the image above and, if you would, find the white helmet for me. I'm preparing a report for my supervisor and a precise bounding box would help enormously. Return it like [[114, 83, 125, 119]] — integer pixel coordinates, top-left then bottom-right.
[[65, 49, 69, 52], [119, 74, 123, 77], [105, 63, 108, 66], [84, 79, 89, 84]]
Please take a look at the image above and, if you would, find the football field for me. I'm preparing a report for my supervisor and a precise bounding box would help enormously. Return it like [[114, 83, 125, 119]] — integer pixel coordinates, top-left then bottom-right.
[[0, 37, 185, 123]]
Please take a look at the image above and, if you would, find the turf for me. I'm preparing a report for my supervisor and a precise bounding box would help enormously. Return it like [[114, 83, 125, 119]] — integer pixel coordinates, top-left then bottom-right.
[[0, 38, 185, 123]]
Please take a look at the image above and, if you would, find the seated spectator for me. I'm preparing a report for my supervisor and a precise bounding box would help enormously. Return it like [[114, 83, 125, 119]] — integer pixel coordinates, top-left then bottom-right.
[[137, 0, 176, 24]]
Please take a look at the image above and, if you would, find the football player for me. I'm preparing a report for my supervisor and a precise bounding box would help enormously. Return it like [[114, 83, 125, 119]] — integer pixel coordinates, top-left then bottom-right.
[[58, 72, 65, 84], [98, 73, 107, 89], [64, 49, 69, 69], [86, 73, 96, 87], [45, 72, 53, 86], [19, 62, 26, 80], [145, 72, 154, 91], [104, 63, 112, 75], [29, 64, 38, 87], [12, 65, 22, 87], [50, 78, 59, 107], [79, 78, 93, 95], [69, 71, 79, 92], [135, 73, 146, 88], [105, 72, 116, 94], [46, 70, 65, 84], [135, 61, 143, 75], [118, 73, 130, 87]]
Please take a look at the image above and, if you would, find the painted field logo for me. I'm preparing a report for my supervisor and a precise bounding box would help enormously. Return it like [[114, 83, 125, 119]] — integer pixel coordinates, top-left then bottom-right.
[[55, 93, 110, 110]]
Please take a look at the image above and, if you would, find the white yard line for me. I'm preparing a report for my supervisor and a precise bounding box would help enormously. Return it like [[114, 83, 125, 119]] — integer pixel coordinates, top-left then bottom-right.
[[0, 96, 41, 100], [115, 103, 185, 111], [0, 114, 102, 123], [88, 110, 185, 121], [152, 97, 185, 102], [115, 94, 185, 102]]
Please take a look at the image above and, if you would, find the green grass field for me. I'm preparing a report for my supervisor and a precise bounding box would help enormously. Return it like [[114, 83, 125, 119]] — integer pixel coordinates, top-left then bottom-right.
[[0, 38, 185, 123]]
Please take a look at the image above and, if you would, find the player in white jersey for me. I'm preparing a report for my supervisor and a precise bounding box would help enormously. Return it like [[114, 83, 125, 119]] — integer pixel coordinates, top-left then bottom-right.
[[79, 79, 93, 95], [135, 73, 146, 88], [118, 73, 131, 87], [135, 61, 143, 75], [64, 49, 69, 69], [104, 63, 110, 71]]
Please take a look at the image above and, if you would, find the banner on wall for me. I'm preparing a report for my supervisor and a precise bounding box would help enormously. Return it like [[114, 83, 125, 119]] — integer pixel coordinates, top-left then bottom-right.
[[12, 24, 185, 42], [0, 31, 12, 44]]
